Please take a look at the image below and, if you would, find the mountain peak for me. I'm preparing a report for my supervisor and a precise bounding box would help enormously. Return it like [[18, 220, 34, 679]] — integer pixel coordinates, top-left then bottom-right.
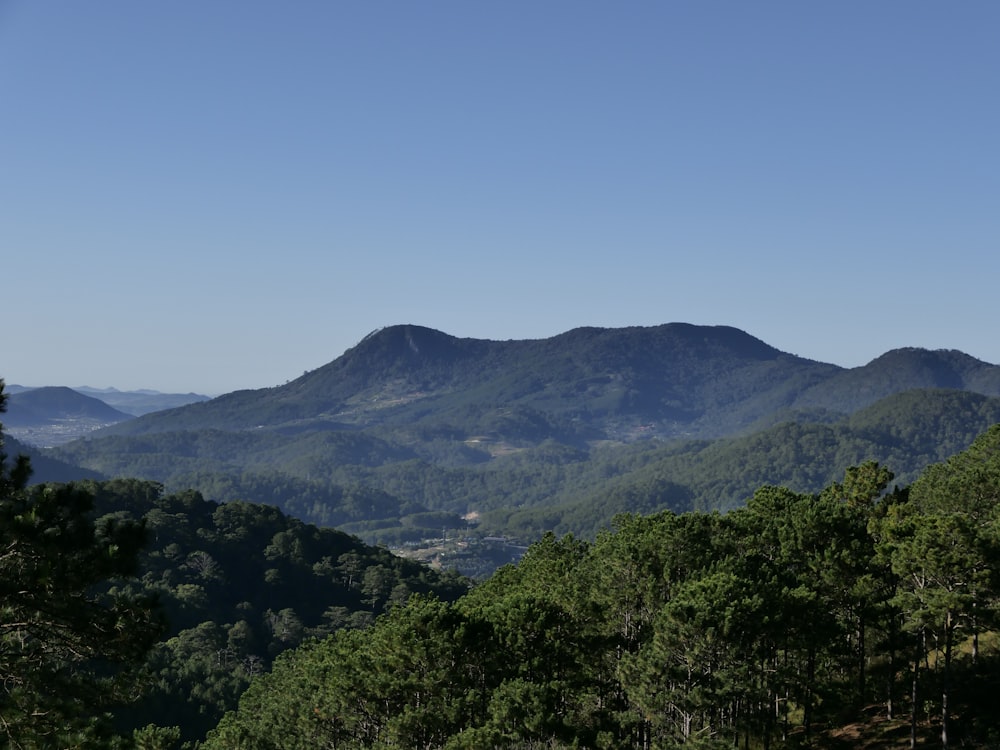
[[863, 347, 989, 388], [330, 325, 489, 376], [358, 324, 464, 356], [3, 386, 133, 444]]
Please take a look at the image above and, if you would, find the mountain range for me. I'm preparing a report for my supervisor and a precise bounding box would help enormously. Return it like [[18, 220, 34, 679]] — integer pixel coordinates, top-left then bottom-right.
[[17, 323, 1000, 562], [71, 323, 1000, 438], [4, 385, 210, 446], [5, 386, 132, 425], [72, 385, 211, 415], [5, 384, 210, 417]]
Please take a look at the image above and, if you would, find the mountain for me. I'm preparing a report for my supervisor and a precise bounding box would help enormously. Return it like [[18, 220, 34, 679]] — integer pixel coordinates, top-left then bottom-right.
[[74, 386, 211, 416], [3, 386, 211, 446], [5, 386, 131, 424], [43, 324, 1000, 553], [8, 385, 210, 417], [92, 323, 1000, 443], [97, 323, 846, 440], [1, 433, 105, 483], [794, 347, 1000, 411], [5, 386, 134, 446]]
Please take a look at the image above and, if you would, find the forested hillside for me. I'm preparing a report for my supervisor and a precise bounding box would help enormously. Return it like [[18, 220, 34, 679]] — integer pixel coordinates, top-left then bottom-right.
[[0, 379, 471, 746], [7, 325, 999, 586], [205, 426, 1000, 749], [4, 386, 134, 446], [73, 325, 1000, 443], [6, 375, 1000, 747], [53, 387, 1000, 561], [86, 479, 469, 743], [5, 432, 104, 483], [40, 325, 1000, 572]]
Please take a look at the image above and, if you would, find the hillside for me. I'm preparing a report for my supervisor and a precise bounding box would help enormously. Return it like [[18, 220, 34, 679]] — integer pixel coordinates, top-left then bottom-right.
[[204, 426, 1000, 749], [75, 386, 210, 416], [88, 325, 1000, 443], [81, 478, 469, 743], [6, 385, 133, 425], [5, 386, 134, 446], [2, 433, 105, 483], [489, 388, 1000, 539], [94, 323, 845, 440], [43, 324, 1000, 560]]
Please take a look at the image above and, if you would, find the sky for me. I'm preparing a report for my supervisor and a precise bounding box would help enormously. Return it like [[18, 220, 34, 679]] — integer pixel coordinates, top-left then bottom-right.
[[2, 2, 998, 395]]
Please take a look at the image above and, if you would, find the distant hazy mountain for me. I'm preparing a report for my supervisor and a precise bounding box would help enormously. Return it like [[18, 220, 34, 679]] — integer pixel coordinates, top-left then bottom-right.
[[74, 386, 210, 416], [6, 386, 132, 425], [2, 385, 212, 446], [9, 385, 211, 416], [4, 386, 134, 447]]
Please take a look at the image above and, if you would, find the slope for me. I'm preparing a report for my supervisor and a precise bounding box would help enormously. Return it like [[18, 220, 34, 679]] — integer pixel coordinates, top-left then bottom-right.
[[95, 323, 842, 440], [43, 324, 1000, 557], [6, 386, 136, 447], [5, 385, 133, 425]]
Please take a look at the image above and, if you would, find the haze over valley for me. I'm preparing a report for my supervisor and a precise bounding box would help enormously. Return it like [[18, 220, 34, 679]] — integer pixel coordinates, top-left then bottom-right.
[[11, 322, 1000, 573]]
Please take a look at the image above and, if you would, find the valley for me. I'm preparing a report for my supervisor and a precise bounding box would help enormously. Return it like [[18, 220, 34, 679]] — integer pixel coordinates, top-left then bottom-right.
[[13, 323, 1000, 574], [6, 322, 1000, 746]]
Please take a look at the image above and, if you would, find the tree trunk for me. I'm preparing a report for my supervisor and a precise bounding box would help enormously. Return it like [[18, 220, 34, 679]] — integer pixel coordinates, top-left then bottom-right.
[[857, 617, 867, 705], [885, 617, 899, 721], [886, 644, 894, 721], [804, 647, 816, 738], [910, 631, 921, 750], [972, 604, 979, 666], [941, 613, 953, 750]]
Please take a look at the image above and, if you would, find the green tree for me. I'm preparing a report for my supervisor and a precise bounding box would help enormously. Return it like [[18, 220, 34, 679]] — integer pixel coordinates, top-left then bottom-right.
[[908, 425, 1000, 663], [622, 569, 758, 749], [0, 381, 163, 747], [880, 431, 1000, 750]]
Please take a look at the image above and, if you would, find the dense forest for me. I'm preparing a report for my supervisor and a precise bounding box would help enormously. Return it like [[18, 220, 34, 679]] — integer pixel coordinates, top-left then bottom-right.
[[0, 382, 469, 747], [44, 325, 1000, 564], [47, 388, 1000, 559], [89, 479, 470, 743], [5, 367, 1000, 747], [206, 427, 1000, 749]]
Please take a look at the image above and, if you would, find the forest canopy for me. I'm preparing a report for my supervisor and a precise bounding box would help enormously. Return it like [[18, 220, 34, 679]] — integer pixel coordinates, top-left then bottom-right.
[[0, 383, 163, 747], [206, 426, 1000, 750], [5, 372, 1000, 748]]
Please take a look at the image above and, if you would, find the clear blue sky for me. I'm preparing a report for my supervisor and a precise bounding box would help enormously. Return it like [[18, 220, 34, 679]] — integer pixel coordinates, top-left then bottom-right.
[[2, 2, 998, 394]]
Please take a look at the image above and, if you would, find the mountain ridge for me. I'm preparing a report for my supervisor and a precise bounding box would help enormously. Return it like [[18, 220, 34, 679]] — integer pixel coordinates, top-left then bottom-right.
[[99, 323, 852, 440], [92, 323, 1000, 444], [5, 386, 132, 425], [32, 322, 1000, 554]]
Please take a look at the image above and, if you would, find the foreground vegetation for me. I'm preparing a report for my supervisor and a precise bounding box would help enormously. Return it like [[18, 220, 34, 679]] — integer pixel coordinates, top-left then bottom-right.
[[206, 428, 1000, 749], [0, 382, 469, 747], [90, 479, 470, 743], [0, 387, 164, 747]]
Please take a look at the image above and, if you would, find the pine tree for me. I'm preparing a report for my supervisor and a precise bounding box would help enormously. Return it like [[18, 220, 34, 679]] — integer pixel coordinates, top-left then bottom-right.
[[0, 380, 164, 747]]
